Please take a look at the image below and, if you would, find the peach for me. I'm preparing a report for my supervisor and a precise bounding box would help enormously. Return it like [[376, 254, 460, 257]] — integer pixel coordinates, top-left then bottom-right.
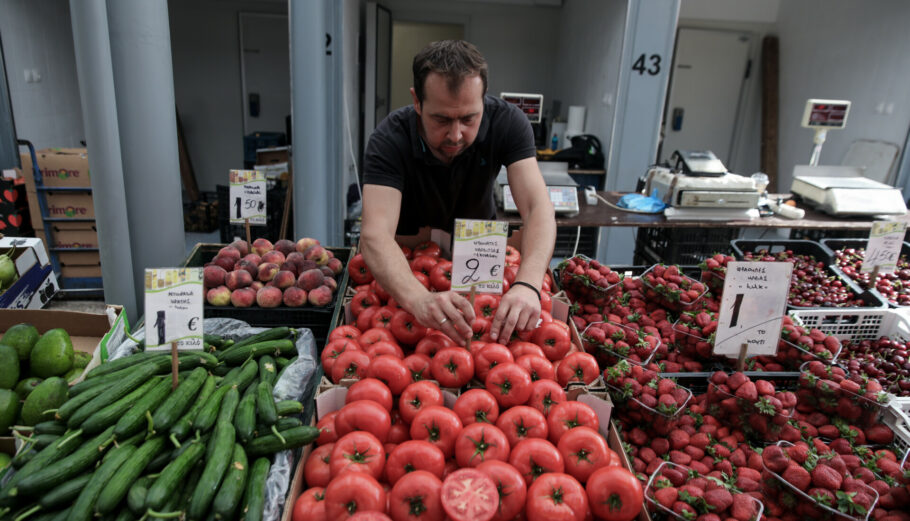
[[230, 239, 250, 256], [230, 287, 256, 307], [279, 261, 299, 277], [226, 270, 253, 291], [273, 270, 296, 290], [211, 255, 236, 272], [308, 285, 333, 306], [261, 250, 286, 266], [297, 268, 325, 291], [218, 246, 241, 262], [304, 245, 329, 266], [252, 238, 274, 256], [324, 277, 337, 292], [233, 259, 258, 278], [257, 262, 280, 282], [242, 253, 262, 266], [283, 286, 308, 307], [204, 265, 227, 288], [256, 286, 283, 308], [206, 285, 231, 306], [300, 260, 318, 272], [296, 237, 320, 254], [250, 281, 264, 291], [275, 239, 296, 257], [286, 252, 305, 264], [319, 266, 334, 278], [327, 257, 343, 275]]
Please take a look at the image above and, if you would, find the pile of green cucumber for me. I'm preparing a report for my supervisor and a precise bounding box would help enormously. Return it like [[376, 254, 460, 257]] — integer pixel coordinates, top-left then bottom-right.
[[0, 327, 319, 521]]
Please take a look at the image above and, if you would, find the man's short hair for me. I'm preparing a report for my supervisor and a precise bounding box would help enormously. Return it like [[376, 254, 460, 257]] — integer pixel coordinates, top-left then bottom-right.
[[412, 40, 488, 104]]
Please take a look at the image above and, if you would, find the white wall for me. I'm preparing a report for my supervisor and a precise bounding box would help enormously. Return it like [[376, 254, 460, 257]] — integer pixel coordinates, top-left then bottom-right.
[[679, 0, 779, 24], [0, 0, 84, 151], [168, 0, 287, 193], [776, 0, 910, 190], [379, 0, 561, 109]]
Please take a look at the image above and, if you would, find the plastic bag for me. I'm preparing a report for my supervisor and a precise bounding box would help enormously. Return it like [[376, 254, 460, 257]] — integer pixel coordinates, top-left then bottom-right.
[[617, 191, 666, 213]]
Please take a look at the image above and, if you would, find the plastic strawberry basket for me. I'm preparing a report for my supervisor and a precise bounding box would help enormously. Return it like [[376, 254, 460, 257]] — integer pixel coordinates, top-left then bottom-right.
[[644, 460, 765, 521], [554, 254, 621, 299], [581, 321, 660, 366], [761, 440, 879, 521], [639, 264, 709, 312], [822, 237, 910, 308], [603, 368, 694, 422], [798, 361, 889, 419]]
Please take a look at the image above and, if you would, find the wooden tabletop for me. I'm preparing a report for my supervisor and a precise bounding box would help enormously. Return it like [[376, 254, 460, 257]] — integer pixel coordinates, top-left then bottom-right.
[[497, 191, 889, 229]]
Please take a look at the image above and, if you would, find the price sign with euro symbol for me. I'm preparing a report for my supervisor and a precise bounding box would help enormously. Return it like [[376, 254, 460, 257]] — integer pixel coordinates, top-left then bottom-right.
[[451, 219, 509, 294], [144, 268, 204, 351]]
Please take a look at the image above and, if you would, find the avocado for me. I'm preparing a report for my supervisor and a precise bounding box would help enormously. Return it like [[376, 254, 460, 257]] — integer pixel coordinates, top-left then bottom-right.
[[0, 389, 19, 435], [64, 367, 83, 383], [0, 452, 10, 472], [1, 323, 40, 360], [21, 377, 68, 426], [30, 329, 74, 378], [0, 344, 19, 389], [14, 377, 42, 400], [73, 351, 92, 369]]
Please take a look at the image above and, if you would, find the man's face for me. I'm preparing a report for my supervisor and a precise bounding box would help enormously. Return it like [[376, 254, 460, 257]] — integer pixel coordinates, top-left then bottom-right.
[[411, 72, 484, 165]]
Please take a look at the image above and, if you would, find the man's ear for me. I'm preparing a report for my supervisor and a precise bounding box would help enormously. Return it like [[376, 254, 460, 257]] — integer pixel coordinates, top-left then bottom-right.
[[410, 87, 421, 115]]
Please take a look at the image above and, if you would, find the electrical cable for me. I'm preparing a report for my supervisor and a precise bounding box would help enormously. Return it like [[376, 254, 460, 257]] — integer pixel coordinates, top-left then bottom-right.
[[571, 226, 581, 257]]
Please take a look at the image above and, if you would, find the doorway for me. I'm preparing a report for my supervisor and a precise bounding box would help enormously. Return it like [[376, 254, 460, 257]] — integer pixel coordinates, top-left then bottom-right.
[[239, 13, 290, 136], [658, 28, 752, 167], [389, 21, 464, 111]]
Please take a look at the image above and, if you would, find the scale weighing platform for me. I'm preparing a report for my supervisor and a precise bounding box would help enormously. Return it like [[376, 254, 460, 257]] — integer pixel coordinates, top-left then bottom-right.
[[496, 162, 581, 215]]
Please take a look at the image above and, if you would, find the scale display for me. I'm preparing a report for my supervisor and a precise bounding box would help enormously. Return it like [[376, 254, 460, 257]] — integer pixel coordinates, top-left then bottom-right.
[[502, 185, 578, 214], [500, 92, 543, 124], [801, 99, 851, 129]]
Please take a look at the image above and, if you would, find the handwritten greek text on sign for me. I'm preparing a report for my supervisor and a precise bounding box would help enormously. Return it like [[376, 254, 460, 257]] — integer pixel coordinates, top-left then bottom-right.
[[451, 219, 508, 294], [144, 268, 204, 351], [229, 170, 266, 225], [713, 261, 792, 357], [862, 220, 907, 274]]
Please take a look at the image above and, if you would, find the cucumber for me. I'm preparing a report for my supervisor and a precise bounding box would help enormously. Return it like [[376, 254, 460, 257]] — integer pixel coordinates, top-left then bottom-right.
[[113, 377, 170, 439], [68, 444, 136, 521], [181, 351, 221, 369], [81, 377, 160, 435], [170, 374, 217, 443], [256, 381, 278, 427], [275, 400, 303, 416], [212, 364, 233, 377], [218, 387, 241, 425], [220, 359, 258, 393], [234, 379, 259, 444], [245, 426, 320, 457], [95, 436, 167, 515], [56, 383, 109, 422], [68, 361, 165, 428], [239, 458, 270, 521], [212, 444, 248, 520], [217, 340, 295, 366], [227, 327, 291, 353], [275, 357, 293, 371], [187, 424, 236, 519], [179, 464, 205, 511], [39, 473, 92, 510], [111, 508, 136, 521], [126, 476, 152, 516], [204, 333, 228, 349], [258, 356, 277, 385], [0, 431, 84, 506], [256, 417, 302, 437], [33, 421, 67, 436], [84, 352, 161, 379], [152, 366, 208, 432], [145, 440, 205, 511], [32, 434, 60, 450], [193, 386, 229, 434], [10, 443, 36, 469], [16, 426, 116, 497]]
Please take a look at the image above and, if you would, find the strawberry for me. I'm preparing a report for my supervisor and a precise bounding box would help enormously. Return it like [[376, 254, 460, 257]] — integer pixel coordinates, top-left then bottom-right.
[[735, 381, 758, 402], [703, 488, 733, 512], [727, 372, 749, 391], [782, 463, 811, 491], [730, 494, 758, 521], [762, 445, 790, 473], [829, 438, 853, 455], [639, 447, 657, 463], [786, 443, 810, 464], [810, 464, 843, 490], [866, 424, 894, 445], [755, 379, 776, 396], [669, 450, 692, 466], [737, 467, 761, 483], [808, 488, 835, 507], [669, 430, 690, 450], [673, 501, 697, 519], [652, 437, 670, 455], [662, 467, 687, 487], [735, 476, 760, 492], [654, 485, 678, 508]]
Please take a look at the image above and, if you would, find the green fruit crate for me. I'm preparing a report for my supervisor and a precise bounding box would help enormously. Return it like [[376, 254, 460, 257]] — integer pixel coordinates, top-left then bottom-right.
[[182, 243, 353, 347]]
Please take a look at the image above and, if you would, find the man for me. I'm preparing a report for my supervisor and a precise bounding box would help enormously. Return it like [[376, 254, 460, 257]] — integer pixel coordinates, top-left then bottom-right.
[[361, 40, 555, 345]]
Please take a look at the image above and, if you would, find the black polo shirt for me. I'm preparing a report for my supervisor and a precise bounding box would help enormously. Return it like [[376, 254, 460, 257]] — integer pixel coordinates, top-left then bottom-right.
[[364, 95, 536, 235]]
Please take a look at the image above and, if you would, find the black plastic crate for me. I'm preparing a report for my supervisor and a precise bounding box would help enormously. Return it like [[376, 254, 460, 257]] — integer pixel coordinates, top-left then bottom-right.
[[216, 185, 292, 243], [510, 224, 598, 259], [634, 227, 738, 266], [183, 243, 352, 346], [183, 192, 219, 233], [822, 237, 910, 308], [788, 228, 867, 241]]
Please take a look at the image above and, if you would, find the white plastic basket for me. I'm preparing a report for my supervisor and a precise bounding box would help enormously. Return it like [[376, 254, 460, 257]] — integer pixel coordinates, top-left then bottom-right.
[[882, 399, 910, 465], [790, 308, 910, 343]]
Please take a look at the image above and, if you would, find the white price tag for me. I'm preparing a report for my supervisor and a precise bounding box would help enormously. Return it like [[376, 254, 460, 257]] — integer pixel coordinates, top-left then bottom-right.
[[451, 219, 508, 294], [713, 261, 792, 357], [862, 220, 907, 274], [144, 268, 204, 351], [229, 169, 267, 225]]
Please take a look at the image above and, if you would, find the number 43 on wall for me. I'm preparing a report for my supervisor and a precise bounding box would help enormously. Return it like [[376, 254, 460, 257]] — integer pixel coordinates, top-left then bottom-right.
[[632, 53, 661, 76]]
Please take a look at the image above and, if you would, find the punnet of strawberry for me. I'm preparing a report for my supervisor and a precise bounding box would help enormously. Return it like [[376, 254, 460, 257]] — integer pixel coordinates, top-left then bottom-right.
[[640, 264, 708, 311], [581, 320, 661, 366], [645, 460, 764, 521], [672, 311, 718, 359], [557, 255, 622, 303], [603, 361, 693, 433], [705, 371, 797, 443], [797, 361, 889, 427], [699, 253, 734, 294], [832, 246, 910, 306], [837, 336, 910, 397], [774, 316, 842, 367], [761, 440, 881, 521]]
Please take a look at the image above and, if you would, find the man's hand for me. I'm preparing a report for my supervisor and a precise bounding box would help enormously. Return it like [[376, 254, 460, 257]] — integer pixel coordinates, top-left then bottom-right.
[[489, 283, 541, 343], [408, 290, 476, 346]]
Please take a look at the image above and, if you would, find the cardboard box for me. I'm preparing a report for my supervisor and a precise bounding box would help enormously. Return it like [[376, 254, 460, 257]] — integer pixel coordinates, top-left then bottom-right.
[[0, 237, 58, 309], [36, 221, 99, 249], [42, 191, 94, 220], [256, 146, 289, 165], [34, 148, 91, 188]]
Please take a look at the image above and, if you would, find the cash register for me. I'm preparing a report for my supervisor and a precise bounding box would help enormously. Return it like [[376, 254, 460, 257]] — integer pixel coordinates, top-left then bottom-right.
[[496, 162, 580, 215]]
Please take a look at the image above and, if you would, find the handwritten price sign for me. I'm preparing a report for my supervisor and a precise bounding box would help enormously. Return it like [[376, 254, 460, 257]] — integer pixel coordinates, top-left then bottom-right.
[[863, 220, 907, 274], [713, 261, 792, 357], [451, 219, 508, 294], [144, 268, 204, 351], [229, 169, 266, 225]]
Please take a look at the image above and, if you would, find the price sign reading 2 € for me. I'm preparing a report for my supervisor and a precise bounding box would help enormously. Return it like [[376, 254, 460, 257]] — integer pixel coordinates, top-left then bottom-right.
[[713, 261, 793, 357], [863, 220, 908, 274], [144, 268, 204, 351], [451, 219, 509, 294], [229, 169, 266, 225]]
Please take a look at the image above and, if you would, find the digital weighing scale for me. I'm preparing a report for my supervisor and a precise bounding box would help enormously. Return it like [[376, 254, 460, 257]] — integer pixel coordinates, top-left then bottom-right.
[[496, 162, 580, 215]]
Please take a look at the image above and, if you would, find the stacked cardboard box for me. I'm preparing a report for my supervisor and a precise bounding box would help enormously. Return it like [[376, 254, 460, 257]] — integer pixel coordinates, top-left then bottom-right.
[[20, 148, 102, 279]]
